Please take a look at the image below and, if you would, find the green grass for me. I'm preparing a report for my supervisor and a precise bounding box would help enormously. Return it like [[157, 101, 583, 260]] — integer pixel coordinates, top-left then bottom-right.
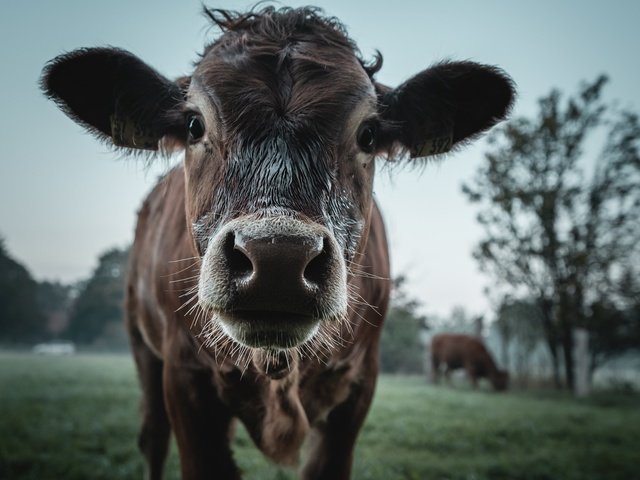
[[1, 353, 638, 480]]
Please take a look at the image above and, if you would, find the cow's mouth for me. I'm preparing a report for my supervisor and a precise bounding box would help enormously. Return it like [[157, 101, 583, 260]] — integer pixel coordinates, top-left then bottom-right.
[[218, 310, 319, 349]]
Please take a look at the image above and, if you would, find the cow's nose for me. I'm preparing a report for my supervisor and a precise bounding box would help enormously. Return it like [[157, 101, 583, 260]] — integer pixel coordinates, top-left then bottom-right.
[[223, 230, 330, 311]]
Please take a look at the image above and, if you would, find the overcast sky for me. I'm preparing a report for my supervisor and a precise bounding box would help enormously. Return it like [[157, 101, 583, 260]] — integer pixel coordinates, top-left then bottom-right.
[[1, 0, 638, 318]]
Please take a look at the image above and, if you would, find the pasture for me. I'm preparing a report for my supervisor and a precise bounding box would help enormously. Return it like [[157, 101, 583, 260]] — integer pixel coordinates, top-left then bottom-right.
[[0, 352, 638, 480]]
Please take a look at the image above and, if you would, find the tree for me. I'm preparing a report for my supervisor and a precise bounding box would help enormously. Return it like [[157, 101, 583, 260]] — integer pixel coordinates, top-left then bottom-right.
[[379, 276, 428, 373], [585, 296, 640, 376], [463, 77, 640, 390], [0, 237, 48, 343], [494, 298, 545, 384], [494, 300, 514, 370], [36, 281, 73, 336], [430, 306, 477, 335], [66, 247, 130, 345]]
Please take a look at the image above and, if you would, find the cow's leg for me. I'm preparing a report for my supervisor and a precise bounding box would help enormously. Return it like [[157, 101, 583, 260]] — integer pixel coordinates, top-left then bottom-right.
[[443, 364, 453, 385], [465, 363, 479, 389], [129, 325, 171, 480], [164, 363, 240, 480], [301, 372, 376, 480]]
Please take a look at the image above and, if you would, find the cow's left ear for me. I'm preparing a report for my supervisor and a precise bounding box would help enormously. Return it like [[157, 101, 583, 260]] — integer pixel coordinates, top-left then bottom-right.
[[376, 61, 515, 158]]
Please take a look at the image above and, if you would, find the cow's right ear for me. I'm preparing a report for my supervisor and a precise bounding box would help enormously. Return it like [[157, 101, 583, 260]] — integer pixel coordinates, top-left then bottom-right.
[[41, 47, 189, 152]]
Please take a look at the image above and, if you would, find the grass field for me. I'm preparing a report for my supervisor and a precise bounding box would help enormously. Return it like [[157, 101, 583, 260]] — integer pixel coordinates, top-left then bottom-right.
[[1, 352, 639, 480]]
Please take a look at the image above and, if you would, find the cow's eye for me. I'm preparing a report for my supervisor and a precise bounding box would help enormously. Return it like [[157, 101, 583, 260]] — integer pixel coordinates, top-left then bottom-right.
[[356, 122, 377, 153], [187, 115, 205, 141]]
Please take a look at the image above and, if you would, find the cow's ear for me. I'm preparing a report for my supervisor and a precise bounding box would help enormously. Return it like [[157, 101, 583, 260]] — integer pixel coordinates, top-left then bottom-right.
[[377, 61, 515, 158], [41, 47, 188, 152]]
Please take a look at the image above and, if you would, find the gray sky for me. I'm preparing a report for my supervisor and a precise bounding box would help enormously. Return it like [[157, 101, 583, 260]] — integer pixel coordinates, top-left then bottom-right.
[[1, 0, 638, 318]]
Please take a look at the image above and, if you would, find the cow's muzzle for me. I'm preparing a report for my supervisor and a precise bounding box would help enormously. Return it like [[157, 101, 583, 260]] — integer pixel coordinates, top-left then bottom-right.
[[198, 215, 347, 349]]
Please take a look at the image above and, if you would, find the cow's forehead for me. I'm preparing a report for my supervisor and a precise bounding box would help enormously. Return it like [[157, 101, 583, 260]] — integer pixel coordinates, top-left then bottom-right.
[[186, 12, 380, 146], [190, 50, 375, 146]]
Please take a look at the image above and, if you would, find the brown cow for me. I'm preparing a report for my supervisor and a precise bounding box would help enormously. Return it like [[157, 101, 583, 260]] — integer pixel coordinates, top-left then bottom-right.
[[41, 6, 514, 479], [431, 333, 509, 391]]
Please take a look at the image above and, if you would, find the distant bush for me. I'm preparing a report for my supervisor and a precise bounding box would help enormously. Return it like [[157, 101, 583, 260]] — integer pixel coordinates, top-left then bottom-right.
[[379, 276, 427, 374]]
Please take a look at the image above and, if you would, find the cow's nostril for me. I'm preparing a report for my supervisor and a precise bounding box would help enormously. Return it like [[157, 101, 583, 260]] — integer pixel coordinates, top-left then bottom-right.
[[230, 248, 253, 278], [224, 233, 253, 279], [303, 239, 331, 288]]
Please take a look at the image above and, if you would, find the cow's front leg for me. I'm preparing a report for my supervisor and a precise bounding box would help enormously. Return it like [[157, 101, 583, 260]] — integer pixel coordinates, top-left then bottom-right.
[[163, 363, 240, 480], [300, 372, 377, 480]]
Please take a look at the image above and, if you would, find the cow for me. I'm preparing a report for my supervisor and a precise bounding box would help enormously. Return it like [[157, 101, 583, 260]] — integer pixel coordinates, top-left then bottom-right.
[[431, 333, 509, 391], [41, 6, 514, 479]]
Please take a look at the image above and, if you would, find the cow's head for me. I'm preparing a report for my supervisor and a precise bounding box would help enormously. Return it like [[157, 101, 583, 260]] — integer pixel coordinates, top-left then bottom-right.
[[42, 7, 514, 357]]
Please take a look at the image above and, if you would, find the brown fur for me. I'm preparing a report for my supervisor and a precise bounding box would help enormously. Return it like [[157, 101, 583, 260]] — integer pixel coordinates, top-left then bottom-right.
[[430, 334, 509, 391]]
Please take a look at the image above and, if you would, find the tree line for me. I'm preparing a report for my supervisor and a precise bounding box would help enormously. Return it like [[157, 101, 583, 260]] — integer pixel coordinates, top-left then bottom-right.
[[0, 238, 129, 349]]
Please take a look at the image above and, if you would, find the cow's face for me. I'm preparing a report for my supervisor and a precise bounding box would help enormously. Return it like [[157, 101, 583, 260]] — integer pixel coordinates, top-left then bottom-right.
[[41, 7, 514, 355], [181, 23, 381, 352]]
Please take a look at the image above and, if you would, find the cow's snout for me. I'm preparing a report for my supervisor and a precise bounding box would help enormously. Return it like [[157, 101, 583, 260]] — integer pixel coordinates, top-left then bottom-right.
[[198, 216, 348, 349], [229, 231, 329, 304]]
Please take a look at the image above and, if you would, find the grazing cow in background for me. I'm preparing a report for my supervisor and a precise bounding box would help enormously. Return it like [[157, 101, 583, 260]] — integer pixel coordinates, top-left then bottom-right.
[[431, 333, 509, 391], [41, 6, 514, 479]]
